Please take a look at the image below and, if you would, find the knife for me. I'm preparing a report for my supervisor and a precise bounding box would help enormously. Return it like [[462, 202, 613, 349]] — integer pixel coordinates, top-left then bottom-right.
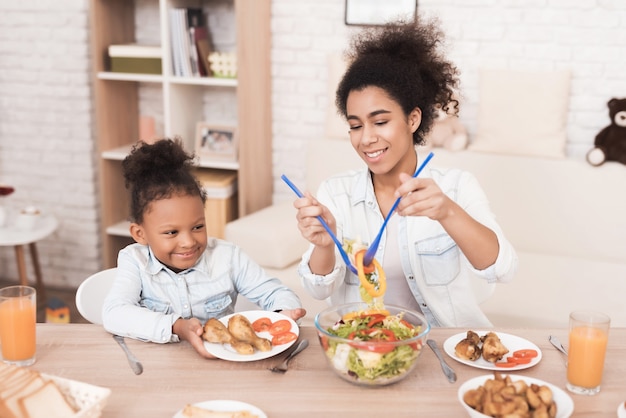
[[427, 339, 457, 383]]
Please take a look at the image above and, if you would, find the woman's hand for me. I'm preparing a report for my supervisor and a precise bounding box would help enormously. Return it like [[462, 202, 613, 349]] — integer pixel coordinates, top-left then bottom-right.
[[280, 308, 307, 322], [293, 192, 337, 248], [395, 172, 499, 269], [395, 173, 452, 220], [173, 318, 216, 359], [293, 192, 338, 275]]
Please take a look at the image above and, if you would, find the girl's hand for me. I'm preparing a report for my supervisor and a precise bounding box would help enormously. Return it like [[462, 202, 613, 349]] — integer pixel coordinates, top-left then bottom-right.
[[280, 308, 307, 322], [395, 173, 452, 220], [173, 318, 216, 359], [293, 192, 337, 249]]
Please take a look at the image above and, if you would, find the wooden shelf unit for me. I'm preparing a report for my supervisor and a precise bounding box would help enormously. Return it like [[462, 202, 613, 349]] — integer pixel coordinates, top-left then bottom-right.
[[90, 0, 272, 268]]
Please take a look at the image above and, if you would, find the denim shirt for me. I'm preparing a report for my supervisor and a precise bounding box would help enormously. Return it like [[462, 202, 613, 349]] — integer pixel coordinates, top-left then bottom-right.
[[298, 152, 517, 328], [102, 239, 302, 343]]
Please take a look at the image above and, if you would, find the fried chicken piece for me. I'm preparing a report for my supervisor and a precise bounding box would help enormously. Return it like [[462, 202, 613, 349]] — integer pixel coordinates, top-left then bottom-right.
[[202, 318, 254, 355], [463, 387, 485, 410], [228, 314, 272, 352], [455, 330, 482, 361], [481, 332, 509, 363]]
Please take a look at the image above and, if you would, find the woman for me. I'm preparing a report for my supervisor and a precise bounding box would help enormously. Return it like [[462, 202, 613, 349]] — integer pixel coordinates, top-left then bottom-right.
[[293, 18, 517, 328]]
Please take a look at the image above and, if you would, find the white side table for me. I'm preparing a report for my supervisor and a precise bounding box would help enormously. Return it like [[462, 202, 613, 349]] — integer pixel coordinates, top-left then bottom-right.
[[0, 213, 58, 299]]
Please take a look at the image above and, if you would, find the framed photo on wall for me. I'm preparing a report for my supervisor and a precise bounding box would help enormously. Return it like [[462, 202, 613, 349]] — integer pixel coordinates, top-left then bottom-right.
[[345, 0, 417, 26], [195, 123, 238, 162]]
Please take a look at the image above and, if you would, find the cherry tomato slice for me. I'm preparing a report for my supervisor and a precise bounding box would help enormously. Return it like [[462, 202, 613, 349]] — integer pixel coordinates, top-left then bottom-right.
[[400, 319, 415, 329], [495, 361, 518, 368], [272, 331, 298, 345], [507, 356, 532, 364], [367, 315, 386, 328], [251, 317, 272, 333], [512, 349, 539, 358], [269, 319, 292, 336]]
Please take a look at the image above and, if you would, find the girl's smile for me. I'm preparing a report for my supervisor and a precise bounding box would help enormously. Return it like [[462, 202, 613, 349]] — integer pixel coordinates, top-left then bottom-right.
[[130, 194, 208, 273]]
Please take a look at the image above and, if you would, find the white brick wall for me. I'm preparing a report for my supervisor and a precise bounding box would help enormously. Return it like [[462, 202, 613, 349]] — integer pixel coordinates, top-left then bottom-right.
[[271, 0, 626, 202], [1, 0, 624, 288], [0, 0, 99, 288]]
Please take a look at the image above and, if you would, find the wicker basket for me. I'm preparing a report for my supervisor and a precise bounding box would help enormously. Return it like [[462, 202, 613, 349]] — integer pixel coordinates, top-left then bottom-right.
[[44, 374, 112, 418]]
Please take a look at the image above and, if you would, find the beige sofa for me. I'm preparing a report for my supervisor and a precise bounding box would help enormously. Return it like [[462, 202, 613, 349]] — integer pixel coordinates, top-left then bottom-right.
[[227, 139, 626, 328]]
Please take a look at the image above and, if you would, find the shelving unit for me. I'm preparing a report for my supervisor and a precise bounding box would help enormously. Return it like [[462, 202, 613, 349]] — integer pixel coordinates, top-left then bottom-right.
[[90, 0, 272, 268]]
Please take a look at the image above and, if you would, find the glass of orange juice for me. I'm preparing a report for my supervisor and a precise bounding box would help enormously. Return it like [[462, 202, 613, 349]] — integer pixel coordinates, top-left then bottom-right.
[[566, 310, 610, 395], [0, 285, 37, 366]]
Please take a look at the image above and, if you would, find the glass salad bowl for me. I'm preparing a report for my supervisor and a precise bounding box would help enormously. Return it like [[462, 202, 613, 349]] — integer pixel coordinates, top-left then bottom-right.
[[314, 303, 430, 386]]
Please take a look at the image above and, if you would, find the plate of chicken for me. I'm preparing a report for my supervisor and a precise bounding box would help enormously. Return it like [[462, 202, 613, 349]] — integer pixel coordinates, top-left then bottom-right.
[[443, 330, 542, 371], [202, 311, 299, 361]]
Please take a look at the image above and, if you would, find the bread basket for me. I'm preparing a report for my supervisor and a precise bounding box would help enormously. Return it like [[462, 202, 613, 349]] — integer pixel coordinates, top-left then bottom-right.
[[44, 374, 111, 418]]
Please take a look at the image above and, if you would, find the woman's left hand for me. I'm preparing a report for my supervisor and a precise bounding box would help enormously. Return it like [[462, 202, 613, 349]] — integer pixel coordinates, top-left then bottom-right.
[[395, 172, 452, 220]]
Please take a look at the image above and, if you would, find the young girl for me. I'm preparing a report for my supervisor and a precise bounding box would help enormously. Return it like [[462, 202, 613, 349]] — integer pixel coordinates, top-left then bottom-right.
[[102, 139, 306, 359], [293, 18, 517, 328]]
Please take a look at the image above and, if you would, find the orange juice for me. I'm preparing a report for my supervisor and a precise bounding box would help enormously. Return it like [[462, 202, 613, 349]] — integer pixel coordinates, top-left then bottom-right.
[[0, 295, 36, 362], [567, 325, 608, 388]]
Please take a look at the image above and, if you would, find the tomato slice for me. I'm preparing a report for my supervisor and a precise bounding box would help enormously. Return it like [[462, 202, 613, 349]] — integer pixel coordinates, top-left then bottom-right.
[[512, 349, 538, 358], [251, 317, 272, 333], [400, 319, 414, 329], [269, 319, 292, 336], [361, 342, 395, 354], [507, 356, 532, 364], [495, 361, 518, 368], [272, 331, 298, 345], [367, 315, 386, 328]]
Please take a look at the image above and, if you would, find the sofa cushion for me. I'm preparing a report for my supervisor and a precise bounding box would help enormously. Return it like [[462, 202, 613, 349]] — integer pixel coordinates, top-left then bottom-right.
[[481, 251, 626, 328], [470, 69, 571, 158], [224, 201, 308, 269]]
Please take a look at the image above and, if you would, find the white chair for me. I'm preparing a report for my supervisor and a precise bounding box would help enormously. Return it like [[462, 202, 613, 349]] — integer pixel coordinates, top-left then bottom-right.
[[75, 268, 117, 324]]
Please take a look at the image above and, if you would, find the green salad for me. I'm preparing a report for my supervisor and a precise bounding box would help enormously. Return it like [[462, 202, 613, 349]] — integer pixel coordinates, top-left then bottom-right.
[[322, 311, 423, 383]]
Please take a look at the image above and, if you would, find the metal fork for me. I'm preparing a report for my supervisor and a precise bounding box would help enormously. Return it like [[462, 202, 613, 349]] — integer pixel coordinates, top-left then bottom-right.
[[269, 339, 309, 373], [113, 335, 144, 375]]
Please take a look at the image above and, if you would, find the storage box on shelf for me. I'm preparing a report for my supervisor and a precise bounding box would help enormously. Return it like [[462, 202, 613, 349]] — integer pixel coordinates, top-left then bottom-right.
[[196, 169, 238, 239], [91, 0, 272, 268], [108, 43, 162, 75]]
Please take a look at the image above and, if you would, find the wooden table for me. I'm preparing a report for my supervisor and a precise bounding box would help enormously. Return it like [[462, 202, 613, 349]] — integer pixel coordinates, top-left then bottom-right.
[[32, 324, 625, 417]]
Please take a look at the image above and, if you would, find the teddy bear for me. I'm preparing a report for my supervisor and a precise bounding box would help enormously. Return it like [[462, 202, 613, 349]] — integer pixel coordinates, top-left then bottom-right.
[[586, 98, 626, 166], [423, 106, 468, 152]]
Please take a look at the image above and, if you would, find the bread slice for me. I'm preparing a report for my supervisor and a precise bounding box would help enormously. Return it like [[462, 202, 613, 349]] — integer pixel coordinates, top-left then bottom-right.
[[2, 375, 46, 417], [18, 381, 76, 418]]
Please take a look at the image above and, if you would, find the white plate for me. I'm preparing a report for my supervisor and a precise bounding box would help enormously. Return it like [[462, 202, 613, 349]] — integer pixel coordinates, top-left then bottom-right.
[[443, 331, 542, 371], [173, 400, 267, 418], [203, 310, 299, 362], [618, 401, 626, 418], [458, 374, 574, 418]]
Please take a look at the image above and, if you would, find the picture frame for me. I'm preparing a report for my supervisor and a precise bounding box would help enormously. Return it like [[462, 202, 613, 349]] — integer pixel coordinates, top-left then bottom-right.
[[345, 0, 417, 26], [195, 123, 238, 162]]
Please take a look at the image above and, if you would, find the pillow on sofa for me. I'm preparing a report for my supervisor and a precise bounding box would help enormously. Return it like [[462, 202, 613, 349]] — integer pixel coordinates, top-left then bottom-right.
[[469, 69, 571, 158]]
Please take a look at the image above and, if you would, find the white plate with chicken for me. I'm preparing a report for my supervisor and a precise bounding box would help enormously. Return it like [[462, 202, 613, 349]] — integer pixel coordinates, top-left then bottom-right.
[[443, 331, 542, 371], [202, 310, 299, 362], [174, 399, 267, 418]]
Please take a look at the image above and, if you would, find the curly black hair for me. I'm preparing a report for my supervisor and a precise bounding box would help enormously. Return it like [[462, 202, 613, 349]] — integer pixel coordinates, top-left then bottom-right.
[[336, 17, 459, 145], [122, 138, 207, 224]]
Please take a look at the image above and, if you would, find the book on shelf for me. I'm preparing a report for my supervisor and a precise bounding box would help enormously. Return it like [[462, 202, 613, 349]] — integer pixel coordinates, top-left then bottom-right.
[[169, 7, 213, 77], [168, 9, 183, 76], [194, 26, 213, 76]]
